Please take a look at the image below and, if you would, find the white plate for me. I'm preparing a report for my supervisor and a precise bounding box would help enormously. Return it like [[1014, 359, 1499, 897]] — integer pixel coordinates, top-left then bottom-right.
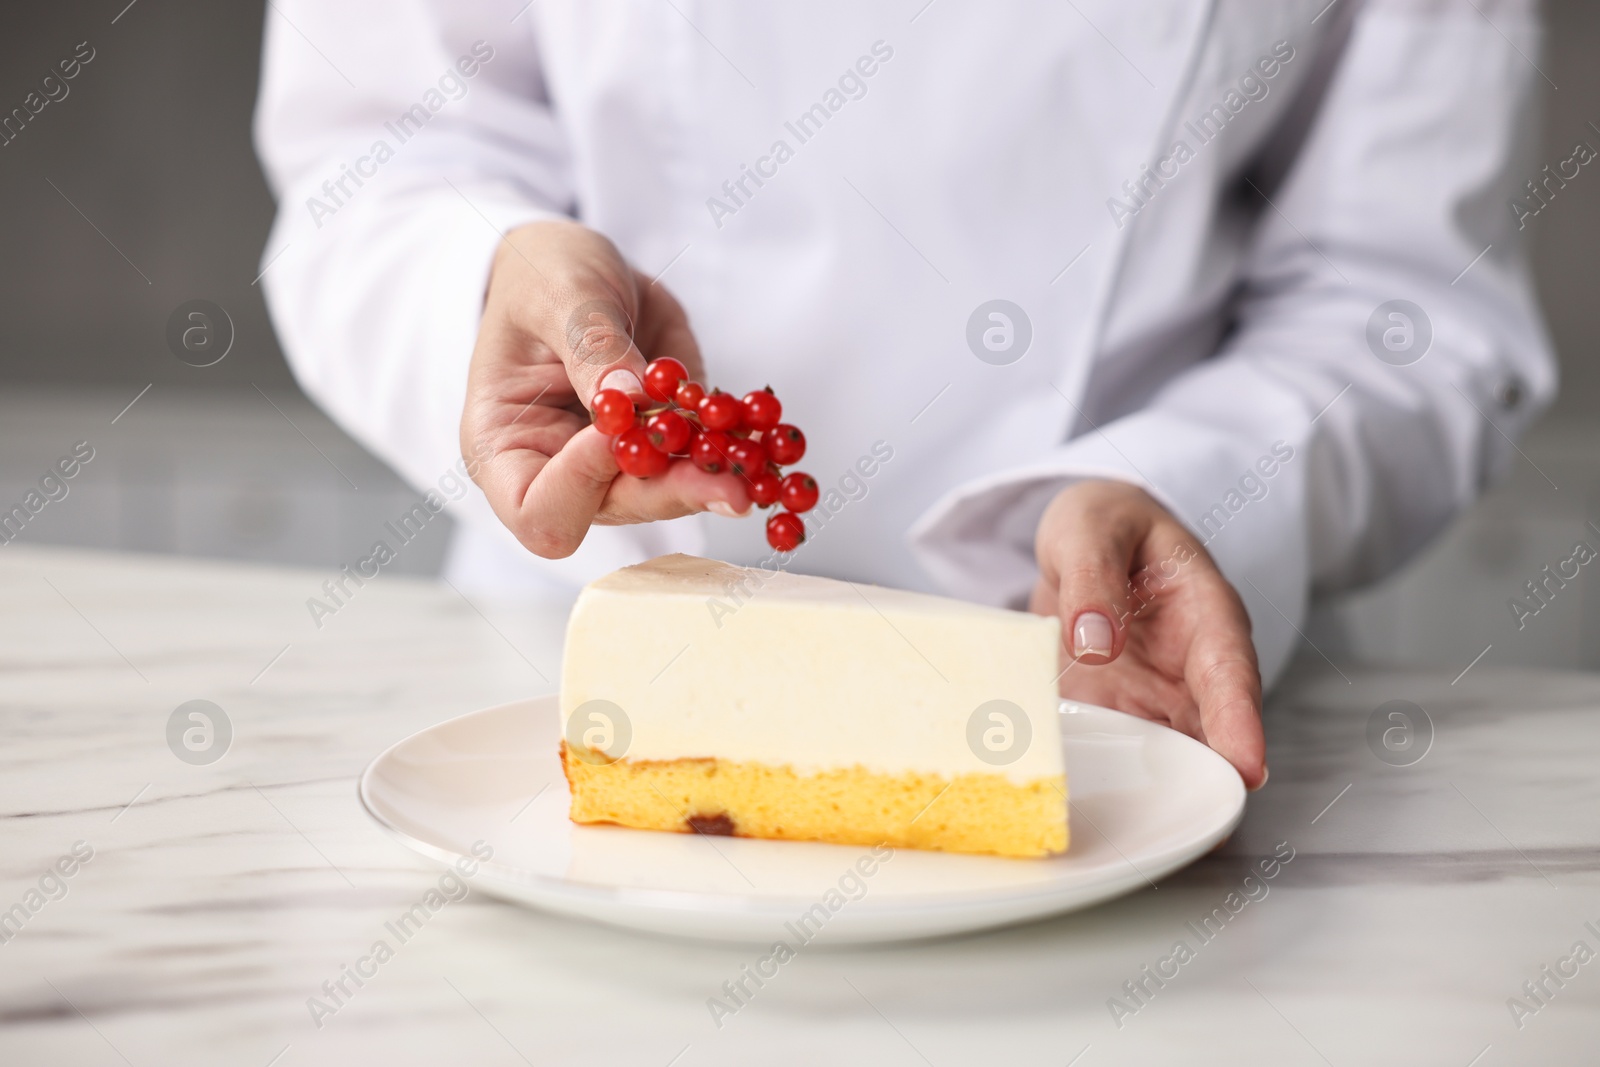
[[359, 696, 1245, 944]]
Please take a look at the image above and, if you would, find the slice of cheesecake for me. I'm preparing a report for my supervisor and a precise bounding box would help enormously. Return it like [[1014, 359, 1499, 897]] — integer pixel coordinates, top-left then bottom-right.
[[558, 554, 1067, 858]]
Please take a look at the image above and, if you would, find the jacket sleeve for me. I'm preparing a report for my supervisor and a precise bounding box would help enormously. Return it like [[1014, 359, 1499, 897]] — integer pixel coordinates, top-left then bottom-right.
[[253, 1, 701, 583], [910, 0, 1556, 686]]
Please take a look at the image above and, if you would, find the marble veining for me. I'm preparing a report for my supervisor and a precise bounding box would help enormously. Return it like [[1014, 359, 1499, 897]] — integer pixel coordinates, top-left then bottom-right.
[[1, 545, 1597, 1066]]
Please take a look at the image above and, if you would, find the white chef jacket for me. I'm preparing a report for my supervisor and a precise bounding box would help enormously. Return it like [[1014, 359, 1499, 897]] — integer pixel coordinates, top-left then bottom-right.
[[254, 0, 1555, 688]]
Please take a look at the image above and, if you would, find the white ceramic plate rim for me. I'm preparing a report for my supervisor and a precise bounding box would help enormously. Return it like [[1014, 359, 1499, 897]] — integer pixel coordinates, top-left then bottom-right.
[[358, 697, 1246, 918]]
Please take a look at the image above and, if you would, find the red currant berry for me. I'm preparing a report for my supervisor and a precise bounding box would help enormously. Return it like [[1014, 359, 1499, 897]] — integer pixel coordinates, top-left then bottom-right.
[[674, 380, 706, 410], [740, 388, 782, 432], [643, 357, 689, 403], [645, 410, 692, 455], [612, 425, 670, 478], [591, 389, 636, 436], [780, 472, 819, 513], [698, 391, 743, 432], [689, 430, 732, 473], [764, 424, 806, 465], [766, 510, 805, 552], [726, 439, 766, 478], [746, 471, 782, 507]]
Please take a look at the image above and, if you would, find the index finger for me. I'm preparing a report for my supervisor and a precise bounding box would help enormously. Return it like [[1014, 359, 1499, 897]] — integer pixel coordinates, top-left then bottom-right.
[[1185, 579, 1267, 790], [474, 422, 744, 558]]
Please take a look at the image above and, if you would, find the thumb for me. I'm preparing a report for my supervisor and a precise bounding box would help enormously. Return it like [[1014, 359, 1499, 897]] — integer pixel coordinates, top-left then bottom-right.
[[557, 291, 650, 408], [1040, 507, 1149, 664]]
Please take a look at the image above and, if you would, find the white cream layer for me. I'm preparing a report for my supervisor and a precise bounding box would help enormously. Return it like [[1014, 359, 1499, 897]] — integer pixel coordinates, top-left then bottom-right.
[[559, 554, 1064, 785]]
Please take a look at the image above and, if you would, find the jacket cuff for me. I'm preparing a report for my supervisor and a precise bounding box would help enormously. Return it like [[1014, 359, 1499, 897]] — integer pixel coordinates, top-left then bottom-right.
[[909, 409, 1309, 688]]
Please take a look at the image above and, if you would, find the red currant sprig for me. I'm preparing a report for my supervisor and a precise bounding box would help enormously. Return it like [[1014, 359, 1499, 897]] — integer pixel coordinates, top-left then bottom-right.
[[612, 425, 670, 478], [643, 357, 689, 403], [592, 389, 636, 436], [645, 410, 692, 455], [697, 390, 742, 432], [591, 360, 816, 552], [766, 511, 805, 552], [740, 388, 782, 432]]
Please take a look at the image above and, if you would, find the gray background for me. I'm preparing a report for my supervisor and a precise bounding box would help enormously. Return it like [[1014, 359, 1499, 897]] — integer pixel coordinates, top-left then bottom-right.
[[0, 1, 1595, 668], [0, 0, 289, 391]]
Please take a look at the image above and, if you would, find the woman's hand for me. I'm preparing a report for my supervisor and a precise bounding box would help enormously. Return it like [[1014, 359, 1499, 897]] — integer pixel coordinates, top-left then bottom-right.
[[1031, 480, 1267, 789], [460, 220, 751, 559]]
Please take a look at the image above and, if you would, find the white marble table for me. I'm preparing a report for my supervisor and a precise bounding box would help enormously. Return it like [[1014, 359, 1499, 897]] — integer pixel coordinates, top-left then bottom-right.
[[2, 545, 1597, 1066]]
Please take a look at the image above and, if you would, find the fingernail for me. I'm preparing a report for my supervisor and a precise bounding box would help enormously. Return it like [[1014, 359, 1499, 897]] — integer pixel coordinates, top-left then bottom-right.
[[598, 369, 644, 398], [707, 501, 749, 518], [1072, 612, 1114, 658]]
